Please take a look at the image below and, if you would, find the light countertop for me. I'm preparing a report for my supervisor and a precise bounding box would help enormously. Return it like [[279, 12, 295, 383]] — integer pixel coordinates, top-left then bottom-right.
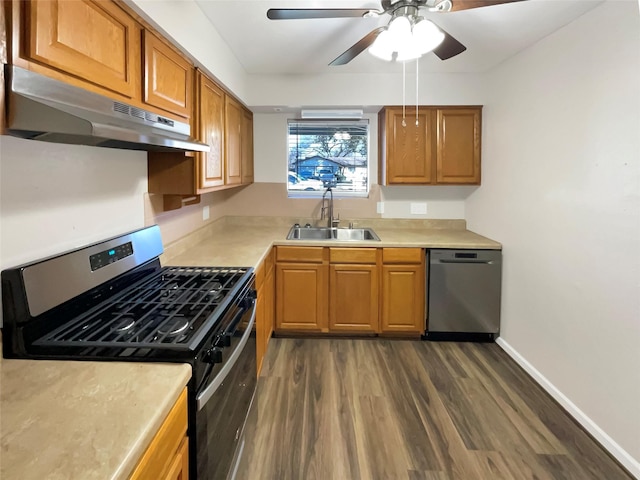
[[162, 216, 502, 268], [0, 349, 191, 480]]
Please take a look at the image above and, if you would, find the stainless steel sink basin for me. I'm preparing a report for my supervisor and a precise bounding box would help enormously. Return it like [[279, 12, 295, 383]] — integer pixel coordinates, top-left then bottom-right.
[[286, 226, 380, 241]]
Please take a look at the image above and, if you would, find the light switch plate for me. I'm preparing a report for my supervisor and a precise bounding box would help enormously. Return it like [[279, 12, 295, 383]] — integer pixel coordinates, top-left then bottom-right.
[[377, 202, 384, 214], [203, 205, 210, 220], [410, 202, 428, 215]]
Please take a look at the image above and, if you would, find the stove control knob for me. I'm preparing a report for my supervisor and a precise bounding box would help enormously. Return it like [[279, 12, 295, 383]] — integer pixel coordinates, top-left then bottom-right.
[[216, 333, 232, 347], [241, 290, 257, 309], [204, 347, 223, 364]]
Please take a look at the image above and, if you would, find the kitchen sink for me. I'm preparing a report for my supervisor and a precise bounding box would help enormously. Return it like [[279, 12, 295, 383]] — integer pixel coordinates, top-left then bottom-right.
[[286, 226, 380, 241]]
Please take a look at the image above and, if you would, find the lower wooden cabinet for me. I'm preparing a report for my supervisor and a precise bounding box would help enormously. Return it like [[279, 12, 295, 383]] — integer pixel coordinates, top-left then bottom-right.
[[276, 261, 328, 332], [275, 246, 425, 335], [381, 248, 426, 334], [129, 388, 188, 480], [256, 248, 275, 376]]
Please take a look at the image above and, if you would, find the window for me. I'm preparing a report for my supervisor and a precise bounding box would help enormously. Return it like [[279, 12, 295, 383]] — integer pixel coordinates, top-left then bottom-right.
[[287, 120, 369, 197]]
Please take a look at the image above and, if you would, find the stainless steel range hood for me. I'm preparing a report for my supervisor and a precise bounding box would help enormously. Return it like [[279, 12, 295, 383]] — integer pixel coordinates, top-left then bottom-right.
[[4, 65, 210, 153]]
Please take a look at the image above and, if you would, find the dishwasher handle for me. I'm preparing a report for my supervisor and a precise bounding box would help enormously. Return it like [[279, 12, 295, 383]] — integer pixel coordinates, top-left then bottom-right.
[[430, 249, 502, 265]]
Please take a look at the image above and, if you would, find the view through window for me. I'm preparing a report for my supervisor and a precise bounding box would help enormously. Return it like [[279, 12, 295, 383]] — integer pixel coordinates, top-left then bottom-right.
[[287, 120, 369, 196]]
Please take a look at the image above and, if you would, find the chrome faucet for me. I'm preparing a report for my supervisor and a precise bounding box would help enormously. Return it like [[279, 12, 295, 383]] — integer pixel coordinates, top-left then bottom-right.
[[320, 187, 339, 228]]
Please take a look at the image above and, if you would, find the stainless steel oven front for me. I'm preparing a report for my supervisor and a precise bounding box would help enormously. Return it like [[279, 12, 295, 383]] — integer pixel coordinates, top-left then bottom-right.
[[192, 282, 257, 480]]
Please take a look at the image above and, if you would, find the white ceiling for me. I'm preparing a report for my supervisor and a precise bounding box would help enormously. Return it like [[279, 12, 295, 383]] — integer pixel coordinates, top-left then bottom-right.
[[194, 0, 603, 76]]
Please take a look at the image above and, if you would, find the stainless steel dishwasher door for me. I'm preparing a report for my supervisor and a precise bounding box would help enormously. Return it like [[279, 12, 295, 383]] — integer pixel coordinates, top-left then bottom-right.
[[428, 249, 502, 337]]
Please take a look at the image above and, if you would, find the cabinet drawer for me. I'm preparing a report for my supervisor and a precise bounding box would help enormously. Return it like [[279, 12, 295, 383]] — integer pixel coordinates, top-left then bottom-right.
[[330, 248, 377, 264], [277, 246, 325, 263], [383, 248, 423, 264]]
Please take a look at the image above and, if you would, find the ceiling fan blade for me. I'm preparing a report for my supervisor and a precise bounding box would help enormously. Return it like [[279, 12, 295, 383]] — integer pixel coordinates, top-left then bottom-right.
[[432, 28, 467, 60], [267, 9, 372, 20], [329, 27, 386, 66], [448, 0, 527, 12]]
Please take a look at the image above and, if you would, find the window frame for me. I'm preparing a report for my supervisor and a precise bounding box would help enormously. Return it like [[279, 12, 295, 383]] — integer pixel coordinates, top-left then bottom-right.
[[286, 119, 371, 199]]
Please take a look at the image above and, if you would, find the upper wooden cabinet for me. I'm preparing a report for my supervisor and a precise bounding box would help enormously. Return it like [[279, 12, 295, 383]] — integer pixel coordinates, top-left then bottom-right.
[[436, 108, 481, 184], [197, 72, 225, 189], [241, 109, 254, 185], [379, 106, 482, 185], [148, 71, 254, 204], [143, 30, 193, 119], [18, 0, 141, 98], [225, 95, 243, 186], [380, 107, 433, 184]]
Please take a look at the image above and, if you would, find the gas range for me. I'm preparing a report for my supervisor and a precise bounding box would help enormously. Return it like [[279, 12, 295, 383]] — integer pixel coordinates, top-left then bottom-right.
[[1, 225, 257, 480]]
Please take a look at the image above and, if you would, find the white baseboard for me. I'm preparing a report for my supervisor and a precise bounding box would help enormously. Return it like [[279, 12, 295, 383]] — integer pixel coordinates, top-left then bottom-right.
[[496, 337, 640, 479]]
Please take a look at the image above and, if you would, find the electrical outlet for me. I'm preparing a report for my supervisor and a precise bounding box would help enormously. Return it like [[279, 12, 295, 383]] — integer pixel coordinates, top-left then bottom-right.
[[202, 205, 210, 221], [410, 202, 427, 215], [377, 202, 385, 214]]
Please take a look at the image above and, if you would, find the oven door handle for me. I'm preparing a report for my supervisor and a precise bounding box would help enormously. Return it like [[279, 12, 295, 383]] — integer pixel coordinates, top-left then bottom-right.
[[196, 304, 256, 411]]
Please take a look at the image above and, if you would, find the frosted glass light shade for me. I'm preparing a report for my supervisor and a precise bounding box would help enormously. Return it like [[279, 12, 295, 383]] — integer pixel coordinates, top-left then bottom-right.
[[368, 16, 446, 62], [412, 19, 445, 54]]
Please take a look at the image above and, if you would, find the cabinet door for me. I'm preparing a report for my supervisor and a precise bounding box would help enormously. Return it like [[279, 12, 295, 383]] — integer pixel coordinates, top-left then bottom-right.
[[256, 280, 266, 376], [381, 264, 425, 333], [382, 107, 432, 184], [25, 0, 139, 97], [276, 263, 328, 332], [225, 96, 243, 186], [329, 264, 378, 333], [436, 108, 481, 184], [241, 109, 254, 185], [197, 74, 225, 189], [162, 437, 189, 480], [143, 31, 192, 119]]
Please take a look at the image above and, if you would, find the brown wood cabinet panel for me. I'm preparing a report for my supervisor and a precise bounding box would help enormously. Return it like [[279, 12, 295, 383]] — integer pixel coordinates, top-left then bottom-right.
[[129, 388, 188, 480], [256, 276, 266, 375], [436, 108, 481, 184], [24, 0, 140, 97], [197, 73, 225, 189], [143, 30, 192, 119], [241, 108, 254, 185], [380, 264, 425, 334], [329, 264, 378, 333], [277, 246, 325, 263], [330, 247, 377, 264], [161, 437, 188, 480], [225, 95, 242, 186], [382, 248, 423, 264], [276, 263, 328, 332], [380, 107, 432, 184]]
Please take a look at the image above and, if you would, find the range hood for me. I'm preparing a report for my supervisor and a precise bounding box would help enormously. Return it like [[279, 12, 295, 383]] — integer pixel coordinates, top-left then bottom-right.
[[4, 65, 210, 153]]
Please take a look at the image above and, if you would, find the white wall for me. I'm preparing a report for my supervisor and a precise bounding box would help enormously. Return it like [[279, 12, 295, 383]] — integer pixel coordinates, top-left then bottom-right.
[[466, 0, 640, 474], [0, 137, 147, 325], [0, 138, 147, 267]]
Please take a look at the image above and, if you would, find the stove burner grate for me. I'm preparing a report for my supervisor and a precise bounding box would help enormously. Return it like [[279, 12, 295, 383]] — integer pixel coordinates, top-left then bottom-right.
[[33, 266, 252, 350]]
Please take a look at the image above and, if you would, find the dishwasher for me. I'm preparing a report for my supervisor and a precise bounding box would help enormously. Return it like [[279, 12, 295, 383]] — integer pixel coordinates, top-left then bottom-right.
[[427, 249, 502, 341]]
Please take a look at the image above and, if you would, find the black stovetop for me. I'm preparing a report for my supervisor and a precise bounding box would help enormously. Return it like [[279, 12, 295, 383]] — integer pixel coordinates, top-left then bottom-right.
[[32, 266, 252, 351]]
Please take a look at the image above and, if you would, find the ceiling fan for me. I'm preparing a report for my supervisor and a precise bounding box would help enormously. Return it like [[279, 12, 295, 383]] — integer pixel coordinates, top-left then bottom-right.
[[267, 0, 527, 65]]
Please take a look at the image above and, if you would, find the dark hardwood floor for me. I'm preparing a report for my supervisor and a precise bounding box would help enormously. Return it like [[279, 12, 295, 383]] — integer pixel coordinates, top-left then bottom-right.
[[236, 338, 632, 480]]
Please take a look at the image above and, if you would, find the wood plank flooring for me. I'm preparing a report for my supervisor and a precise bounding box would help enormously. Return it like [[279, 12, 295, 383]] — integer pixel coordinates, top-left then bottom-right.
[[236, 338, 632, 480]]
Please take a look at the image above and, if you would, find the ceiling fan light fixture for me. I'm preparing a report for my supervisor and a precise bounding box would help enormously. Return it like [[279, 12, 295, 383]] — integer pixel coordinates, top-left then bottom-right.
[[412, 18, 445, 54], [368, 13, 446, 62]]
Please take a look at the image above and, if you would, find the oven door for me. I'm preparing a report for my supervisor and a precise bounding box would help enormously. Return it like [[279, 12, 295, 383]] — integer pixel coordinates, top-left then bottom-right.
[[194, 299, 256, 480]]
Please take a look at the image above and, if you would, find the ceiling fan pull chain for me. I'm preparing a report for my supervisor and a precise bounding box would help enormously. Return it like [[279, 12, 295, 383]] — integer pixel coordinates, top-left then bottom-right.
[[416, 58, 419, 127], [402, 61, 406, 127]]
